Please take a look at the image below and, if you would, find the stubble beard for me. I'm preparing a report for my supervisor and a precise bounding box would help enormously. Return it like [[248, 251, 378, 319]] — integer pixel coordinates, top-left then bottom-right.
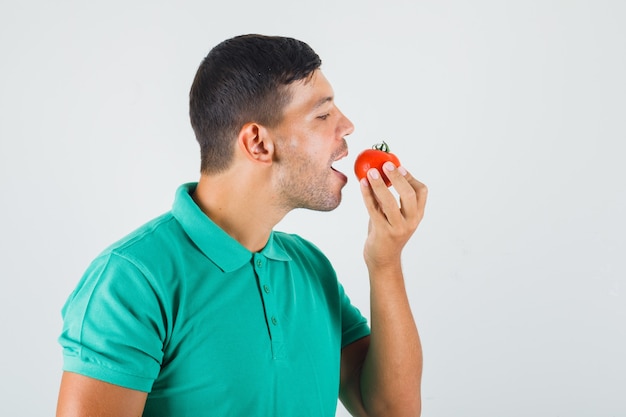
[[276, 154, 343, 213]]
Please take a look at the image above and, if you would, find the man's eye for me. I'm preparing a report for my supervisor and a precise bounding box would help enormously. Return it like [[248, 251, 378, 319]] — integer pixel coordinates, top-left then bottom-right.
[[317, 113, 330, 120]]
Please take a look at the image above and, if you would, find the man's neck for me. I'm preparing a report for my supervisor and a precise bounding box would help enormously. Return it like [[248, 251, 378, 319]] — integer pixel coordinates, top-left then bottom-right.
[[192, 172, 288, 253]]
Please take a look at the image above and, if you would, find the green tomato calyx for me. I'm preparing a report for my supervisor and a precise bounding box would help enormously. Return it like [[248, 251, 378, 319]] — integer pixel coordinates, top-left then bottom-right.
[[372, 141, 390, 152]]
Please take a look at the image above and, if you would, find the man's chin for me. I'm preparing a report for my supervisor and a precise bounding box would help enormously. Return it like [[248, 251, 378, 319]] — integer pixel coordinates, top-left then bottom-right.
[[303, 194, 342, 212]]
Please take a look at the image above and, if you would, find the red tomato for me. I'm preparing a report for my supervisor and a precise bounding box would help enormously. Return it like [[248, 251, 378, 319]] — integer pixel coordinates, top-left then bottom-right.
[[354, 141, 401, 187]]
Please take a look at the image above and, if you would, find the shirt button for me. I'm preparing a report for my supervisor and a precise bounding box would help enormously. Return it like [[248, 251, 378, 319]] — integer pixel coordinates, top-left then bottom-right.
[[256, 259, 263, 267], [271, 316, 278, 326], [263, 284, 270, 294]]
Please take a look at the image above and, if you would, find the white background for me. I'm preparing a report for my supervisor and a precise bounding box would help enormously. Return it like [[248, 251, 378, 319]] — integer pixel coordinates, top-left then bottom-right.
[[1, 1, 625, 416]]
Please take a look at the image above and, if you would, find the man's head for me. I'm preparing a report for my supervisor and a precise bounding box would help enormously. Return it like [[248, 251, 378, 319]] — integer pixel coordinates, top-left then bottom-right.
[[189, 34, 322, 174]]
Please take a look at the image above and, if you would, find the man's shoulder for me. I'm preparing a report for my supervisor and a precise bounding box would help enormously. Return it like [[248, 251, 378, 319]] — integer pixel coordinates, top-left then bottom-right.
[[98, 211, 180, 260]]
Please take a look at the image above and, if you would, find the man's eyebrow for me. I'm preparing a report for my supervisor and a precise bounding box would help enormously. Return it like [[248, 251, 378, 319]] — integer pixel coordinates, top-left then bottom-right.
[[312, 96, 333, 110]]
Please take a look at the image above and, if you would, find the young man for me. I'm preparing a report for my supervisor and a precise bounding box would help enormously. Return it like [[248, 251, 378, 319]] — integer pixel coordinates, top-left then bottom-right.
[[57, 34, 427, 417]]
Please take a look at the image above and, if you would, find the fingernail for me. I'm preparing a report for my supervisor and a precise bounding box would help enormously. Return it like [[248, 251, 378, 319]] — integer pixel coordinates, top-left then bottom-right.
[[383, 161, 395, 171], [368, 168, 380, 179], [398, 166, 408, 176]]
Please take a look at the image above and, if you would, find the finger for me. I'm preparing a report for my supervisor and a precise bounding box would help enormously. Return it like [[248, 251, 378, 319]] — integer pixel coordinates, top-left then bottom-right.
[[400, 168, 428, 208], [359, 175, 384, 221], [383, 161, 415, 196], [389, 165, 428, 225], [364, 167, 405, 226]]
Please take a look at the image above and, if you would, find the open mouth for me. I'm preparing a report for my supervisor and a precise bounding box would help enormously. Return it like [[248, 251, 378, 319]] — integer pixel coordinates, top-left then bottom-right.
[[331, 150, 349, 181]]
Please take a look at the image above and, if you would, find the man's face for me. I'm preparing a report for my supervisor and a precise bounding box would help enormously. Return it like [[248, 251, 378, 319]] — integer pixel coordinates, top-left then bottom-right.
[[269, 70, 355, 212]]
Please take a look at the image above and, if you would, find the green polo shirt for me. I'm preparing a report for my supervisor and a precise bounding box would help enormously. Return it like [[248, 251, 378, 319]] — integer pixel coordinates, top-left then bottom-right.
[[59, 183, 370, 416]]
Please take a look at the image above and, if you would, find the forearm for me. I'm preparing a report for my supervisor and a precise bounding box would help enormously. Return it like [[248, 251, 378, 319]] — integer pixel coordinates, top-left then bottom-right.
[[360, 262, 422, 417], [351, 163, 427, 417]]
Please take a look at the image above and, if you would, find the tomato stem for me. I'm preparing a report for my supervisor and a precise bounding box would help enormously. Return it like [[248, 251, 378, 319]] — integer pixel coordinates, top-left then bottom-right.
[[373, 141, 390, 152]]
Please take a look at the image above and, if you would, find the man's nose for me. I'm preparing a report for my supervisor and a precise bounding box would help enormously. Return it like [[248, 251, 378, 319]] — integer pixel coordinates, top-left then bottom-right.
[[338, 109, 355, 137]]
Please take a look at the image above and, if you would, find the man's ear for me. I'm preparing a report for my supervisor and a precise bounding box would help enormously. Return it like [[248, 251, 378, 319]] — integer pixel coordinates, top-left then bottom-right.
[[237, 122, 274, 165]]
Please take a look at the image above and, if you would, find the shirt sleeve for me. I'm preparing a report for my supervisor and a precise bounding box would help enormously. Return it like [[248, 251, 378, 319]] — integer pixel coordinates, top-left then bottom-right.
[[338, 282, 370, 348], [58, 252, 166, 392]]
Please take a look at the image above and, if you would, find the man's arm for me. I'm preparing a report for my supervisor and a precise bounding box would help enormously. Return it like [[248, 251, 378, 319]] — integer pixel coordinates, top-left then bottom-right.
[[56, 371, 148, 417], [339, 161, 427, 417]]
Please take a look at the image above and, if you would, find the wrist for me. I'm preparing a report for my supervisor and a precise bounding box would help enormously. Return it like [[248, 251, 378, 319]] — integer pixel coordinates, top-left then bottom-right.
[[365, 259, 403, 282]]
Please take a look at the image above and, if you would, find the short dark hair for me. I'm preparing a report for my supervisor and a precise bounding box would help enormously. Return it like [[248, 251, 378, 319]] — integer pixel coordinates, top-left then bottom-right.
[[189, 34, 322, 174]]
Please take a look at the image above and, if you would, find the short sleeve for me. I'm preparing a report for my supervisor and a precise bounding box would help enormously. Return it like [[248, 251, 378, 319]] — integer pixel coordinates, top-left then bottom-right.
[[58, 252, 167, 392], [338, 283, 370, 348]]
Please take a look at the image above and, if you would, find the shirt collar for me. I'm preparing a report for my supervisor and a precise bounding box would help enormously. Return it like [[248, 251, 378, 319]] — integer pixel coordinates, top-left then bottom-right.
[[172, 183, 291, 272]]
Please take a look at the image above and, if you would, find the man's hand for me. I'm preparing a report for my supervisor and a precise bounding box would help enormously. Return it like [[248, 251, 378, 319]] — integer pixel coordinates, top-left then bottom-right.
[[359, 161, 428, 269]]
